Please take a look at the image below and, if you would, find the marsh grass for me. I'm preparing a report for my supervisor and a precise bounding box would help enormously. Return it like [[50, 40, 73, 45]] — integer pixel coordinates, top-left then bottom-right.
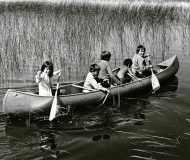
[[0, 1, 189, 88]]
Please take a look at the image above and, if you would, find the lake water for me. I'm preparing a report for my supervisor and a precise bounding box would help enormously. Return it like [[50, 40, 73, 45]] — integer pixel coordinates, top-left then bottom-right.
[[0, 52, 189, 160]]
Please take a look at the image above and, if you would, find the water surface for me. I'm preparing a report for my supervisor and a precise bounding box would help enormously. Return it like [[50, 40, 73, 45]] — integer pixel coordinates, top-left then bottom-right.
[[0, 53, 189, 160]]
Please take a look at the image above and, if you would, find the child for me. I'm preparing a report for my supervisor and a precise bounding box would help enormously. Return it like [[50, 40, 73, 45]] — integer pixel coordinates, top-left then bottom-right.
[[131, 45, 152, 78], [98, 51, 122, 87], [83, 64, 110, 93], [116, 59, 140, 83], [35, 61, 62, 96]]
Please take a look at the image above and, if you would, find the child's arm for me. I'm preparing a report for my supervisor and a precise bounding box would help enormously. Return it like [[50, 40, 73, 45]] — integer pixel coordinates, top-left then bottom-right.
[[90, 79, 110, 93], [35, 72, 51, 90], [35, 71, 42, 83], [127, 72, 142, 81], [138, 58, 151, 72], [53, 69, 62, 76], [143, 54, 150, 58], [107, 65, 122, 85]]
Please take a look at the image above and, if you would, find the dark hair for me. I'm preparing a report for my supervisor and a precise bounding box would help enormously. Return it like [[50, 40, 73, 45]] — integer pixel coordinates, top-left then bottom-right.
[[100, 51, 111, 60], [136, 45, 146, 54], [41, 61, 54, 77], [90, 64, 101, 72], [123, 59, 132, 67]]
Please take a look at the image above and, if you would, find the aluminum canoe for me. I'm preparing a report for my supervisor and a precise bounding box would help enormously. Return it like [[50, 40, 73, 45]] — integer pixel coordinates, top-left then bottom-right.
[[2, 55, 179, 114]]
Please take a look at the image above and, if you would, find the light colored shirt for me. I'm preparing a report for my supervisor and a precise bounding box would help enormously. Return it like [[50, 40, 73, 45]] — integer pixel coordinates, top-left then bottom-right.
[[83, 72, 102, 93], [35, 72, 52, 96], [132, 53, 145, 74]]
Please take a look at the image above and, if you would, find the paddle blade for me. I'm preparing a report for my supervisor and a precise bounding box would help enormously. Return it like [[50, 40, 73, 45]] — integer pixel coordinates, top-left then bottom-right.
[[49, 92, 59, 121], [151, 72, 160, 91]]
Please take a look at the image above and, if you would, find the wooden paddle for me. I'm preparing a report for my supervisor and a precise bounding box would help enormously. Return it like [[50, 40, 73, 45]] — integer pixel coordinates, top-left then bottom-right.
[[101, 92, 109, 105], [72, 84, 110, 107], [49, 71, 62, 121], [127, 73, 141, 81], [148, 56, 160, 92], [72, 84, 97, 91]]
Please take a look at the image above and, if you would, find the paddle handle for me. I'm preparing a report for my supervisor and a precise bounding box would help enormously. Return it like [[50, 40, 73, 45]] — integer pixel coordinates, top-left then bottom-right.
[[72, 84, 97, 91], [147, 55, 151, 64], [55, 71, 61, 91]]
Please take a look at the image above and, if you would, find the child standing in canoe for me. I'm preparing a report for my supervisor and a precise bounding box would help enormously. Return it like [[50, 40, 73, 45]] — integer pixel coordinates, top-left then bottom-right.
[[35, 61, 62, 96], [98, 51, 122, 86], [83, 64, 110, 93]]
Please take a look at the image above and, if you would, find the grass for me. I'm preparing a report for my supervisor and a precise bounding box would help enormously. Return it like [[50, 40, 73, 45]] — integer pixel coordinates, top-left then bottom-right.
[[0, 0, 189, 88]]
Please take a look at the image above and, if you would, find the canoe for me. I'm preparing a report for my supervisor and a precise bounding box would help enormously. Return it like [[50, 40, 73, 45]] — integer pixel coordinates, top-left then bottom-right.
[[2, 55, 179, 115]]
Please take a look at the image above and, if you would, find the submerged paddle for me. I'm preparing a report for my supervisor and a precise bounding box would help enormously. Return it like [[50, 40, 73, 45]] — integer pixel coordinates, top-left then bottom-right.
[[49, 71, 62, 121], [148, 56, 160, 92]]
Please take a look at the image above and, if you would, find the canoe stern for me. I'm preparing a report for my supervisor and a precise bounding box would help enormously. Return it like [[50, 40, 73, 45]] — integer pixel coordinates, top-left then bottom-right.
[[3, 89, 53, 114]]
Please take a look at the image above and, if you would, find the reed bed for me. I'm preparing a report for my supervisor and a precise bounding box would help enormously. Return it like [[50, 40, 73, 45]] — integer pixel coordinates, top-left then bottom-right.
[[0, 0, 189, 88]]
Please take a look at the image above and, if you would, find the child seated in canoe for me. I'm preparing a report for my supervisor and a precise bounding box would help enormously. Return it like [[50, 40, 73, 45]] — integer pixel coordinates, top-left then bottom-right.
[[132, 45, 152, 78], [83, 64, 110, 93], [35, 61, 62, 96], [98, 51, 122, 87], [116, 59, 141, 83]]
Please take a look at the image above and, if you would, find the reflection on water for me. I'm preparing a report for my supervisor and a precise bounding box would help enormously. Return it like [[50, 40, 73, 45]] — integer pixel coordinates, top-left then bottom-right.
[[158, 76, 179, 93], [92, 134, 110, 142], [39, 130, 60, 158]]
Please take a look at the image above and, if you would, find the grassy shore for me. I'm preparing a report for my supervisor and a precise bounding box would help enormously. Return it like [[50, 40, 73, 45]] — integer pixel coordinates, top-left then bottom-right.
[[0, 0, 189, 87]]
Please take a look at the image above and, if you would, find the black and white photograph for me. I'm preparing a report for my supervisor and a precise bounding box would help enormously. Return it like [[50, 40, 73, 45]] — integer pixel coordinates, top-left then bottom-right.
[[0, 0, 190, 159]]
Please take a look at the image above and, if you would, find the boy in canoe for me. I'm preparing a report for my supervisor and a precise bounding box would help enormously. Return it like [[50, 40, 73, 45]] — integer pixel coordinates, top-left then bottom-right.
[[116, 58, 141, 83], [98, 51, 122, 86], [132, 45, 152, 78], [83, 64, 110, 93]]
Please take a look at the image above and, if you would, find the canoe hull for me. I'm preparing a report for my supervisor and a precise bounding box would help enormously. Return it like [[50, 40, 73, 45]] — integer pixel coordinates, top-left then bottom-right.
[[2, 55, 179, 115]]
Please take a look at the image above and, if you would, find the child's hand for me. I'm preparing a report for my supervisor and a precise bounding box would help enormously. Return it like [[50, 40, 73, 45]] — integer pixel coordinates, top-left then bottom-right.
[[35, 71, 42, 83], [117, 81, 123, 85], [148, 65, 153, 69], [146, 54, 150, 57], [143, 54, 150, 58], [101, 87, 111, 94], [36, 71, 41, 76], [105, 88, 111, 94], [58, 69, 62, 75]]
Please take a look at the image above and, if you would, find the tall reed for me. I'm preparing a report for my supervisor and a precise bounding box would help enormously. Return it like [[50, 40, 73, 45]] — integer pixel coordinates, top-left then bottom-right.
[[0, 1, 189, 88]]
